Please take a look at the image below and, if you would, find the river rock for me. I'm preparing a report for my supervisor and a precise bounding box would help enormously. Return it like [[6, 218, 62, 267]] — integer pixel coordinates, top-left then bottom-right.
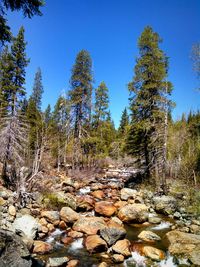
[[68, 230, 83, 238], [95, 201, 117, 217], [148, 216, 162, 224], [8, 205, 16, 216], [138, 230, 161, 242], [166, 230, 200, 265], [142, 246, 165, 261], [60, 207, 79, 223], [47, 257, 69, 267], [66, 259, 79, 267], [153, 196, 176, 215], [120, 188, 137, 200], [98, 262, 108, 267], [77, 195, 94, 211], [112, 254, 124, 263], [100, 221, 126, 246], [85, 235, 107, 253], [33, 240, 53, 254], [41, 211, 60, 223], [0, 197, 6, 206], [112, 239, 131, 257], [0, 229, 31, 267], [73, 217, 106, 235], [91, 190, 105, 199], [12, 214, 39, 239], [118, 204, 148, 223]]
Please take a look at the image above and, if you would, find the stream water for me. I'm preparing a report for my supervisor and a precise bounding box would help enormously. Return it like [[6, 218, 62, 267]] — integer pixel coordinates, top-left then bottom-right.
[[33, 215, 191, 267]]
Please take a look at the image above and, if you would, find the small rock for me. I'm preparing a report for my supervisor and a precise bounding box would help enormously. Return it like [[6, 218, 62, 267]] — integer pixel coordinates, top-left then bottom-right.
[[66, 259, 79, 267], [148, 216, 162, 224], [9, 205, 16, 217], [85, 235, 107, 253], [95, 201, 117, 217], [118, 204, 149, 223], [112, 254, 124, 263], [47, 257, 69, 267], [91, 190, 105, 199], [73, 217, 106, 235], [98, 262, 108, 267], [142, 246, 165, 261], [138, 230, 161, 242], [33, 241, 53, 254], [60, 207, 79, 223], [41, 211, 60, 223], [112, 239, 131, 257], [120, 188, 137, 201], [59, 220, 67, 230]]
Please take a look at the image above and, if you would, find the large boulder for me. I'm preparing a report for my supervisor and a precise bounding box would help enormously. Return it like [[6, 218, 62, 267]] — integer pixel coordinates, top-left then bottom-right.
[[73, 217, 106, 235], [100, 221, 126, 246], [95, 201, 117, 217], [153, 196, 176, 215], [84, 235, 107, 253], [41, 211, 60, 224], [118, 204, 148, 223], [120, 188, 137, 201], [12, 214, 39, 239], [0, 229, 31, 267], [60, 207, 79, 223], [166, 230, 200, 266], [138, 230, 161, 242]]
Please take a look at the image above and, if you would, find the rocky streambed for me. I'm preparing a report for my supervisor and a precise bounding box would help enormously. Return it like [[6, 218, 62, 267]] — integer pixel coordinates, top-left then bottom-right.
[[1, 172, 200, 267]]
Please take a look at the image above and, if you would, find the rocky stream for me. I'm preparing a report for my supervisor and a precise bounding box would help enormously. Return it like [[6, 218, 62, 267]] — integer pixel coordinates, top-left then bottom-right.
[[1, 169, 200, 267]]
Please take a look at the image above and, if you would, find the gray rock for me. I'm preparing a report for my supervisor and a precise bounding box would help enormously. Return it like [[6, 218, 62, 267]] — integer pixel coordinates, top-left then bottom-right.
[[12, 214, 39, 239], [41, 211, 60, 223], [153, 195, 176, 215], [120, 188, 137, 201], [100, 225, 126, 246], [47, 257, 69, 267], [0, 229, 31, 267]]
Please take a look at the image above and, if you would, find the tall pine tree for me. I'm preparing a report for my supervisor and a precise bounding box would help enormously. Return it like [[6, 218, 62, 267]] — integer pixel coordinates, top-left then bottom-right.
[[127, 26, 173, 186]]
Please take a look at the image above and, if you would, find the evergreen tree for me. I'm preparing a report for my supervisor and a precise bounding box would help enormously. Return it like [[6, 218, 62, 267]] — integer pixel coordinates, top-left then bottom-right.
[[0, 27, 29, 189], [0, 0, 43, 45], [44, 104, 51, 126], [31, 67, 43, 110], [11, 26, 29, 115], [0, 46, 14, 114], [127, 26, 173, 184], [93, 81, 109, 128], [69, 50, 93, 139], [118, 107, 129, 135]]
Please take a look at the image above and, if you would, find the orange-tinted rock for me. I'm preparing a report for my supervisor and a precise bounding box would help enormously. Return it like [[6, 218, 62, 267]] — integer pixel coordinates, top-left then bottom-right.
[[60, 207, 79, 223], [118, 204, 148, 223], [68, 230, 83, 238], [33, 241, 53, 254], [112, 239, 131, 257], [73, 217, 106, 235], [91, 190, 105, 199], [142, 246, 165, 261], [61, 236, 73, 245], [77, 195, 95, 211], [95, 201, 117, 217], [85, 235, 107, 253], [66, 259, 79, 267], [59, 220, 67, 230]]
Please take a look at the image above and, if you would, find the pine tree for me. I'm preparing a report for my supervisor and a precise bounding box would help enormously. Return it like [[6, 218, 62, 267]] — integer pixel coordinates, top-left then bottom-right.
[[127, 26, 173, 185], [51, 96, 70, 172], [0, 27, 29, 190], [118, 107, 129, 135], [11, 26, 29, 115], [93, 81, 109, 129], [31, 67, 43, 110], [69, 50, 93, 139]]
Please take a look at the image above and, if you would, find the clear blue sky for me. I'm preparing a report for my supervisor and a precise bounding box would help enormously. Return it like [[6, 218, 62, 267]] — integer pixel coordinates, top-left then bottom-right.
[[7, 0, 200, 127]]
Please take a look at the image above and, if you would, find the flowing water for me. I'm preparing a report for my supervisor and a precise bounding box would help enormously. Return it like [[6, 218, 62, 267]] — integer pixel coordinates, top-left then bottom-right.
[[33, 215, 191, 267]]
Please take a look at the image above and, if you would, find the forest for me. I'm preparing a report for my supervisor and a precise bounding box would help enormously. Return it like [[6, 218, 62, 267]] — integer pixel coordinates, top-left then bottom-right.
[[0, 1, 200, 267]]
